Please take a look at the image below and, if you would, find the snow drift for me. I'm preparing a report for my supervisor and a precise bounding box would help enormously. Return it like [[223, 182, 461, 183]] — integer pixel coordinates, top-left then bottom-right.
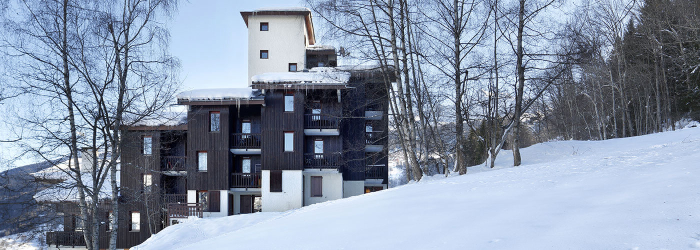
[[135, 127, 700, 250]]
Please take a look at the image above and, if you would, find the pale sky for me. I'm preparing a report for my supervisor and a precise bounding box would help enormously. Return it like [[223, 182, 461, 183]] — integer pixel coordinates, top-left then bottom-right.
[[168, 0, 307, 91]]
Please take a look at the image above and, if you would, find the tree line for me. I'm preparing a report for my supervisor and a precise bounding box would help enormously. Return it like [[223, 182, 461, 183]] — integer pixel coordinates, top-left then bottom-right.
[[307, 0, 700, 182]]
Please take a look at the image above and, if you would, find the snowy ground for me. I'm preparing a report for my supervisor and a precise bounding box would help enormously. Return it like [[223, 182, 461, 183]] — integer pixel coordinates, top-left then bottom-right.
[[132, 126, 700, 250]]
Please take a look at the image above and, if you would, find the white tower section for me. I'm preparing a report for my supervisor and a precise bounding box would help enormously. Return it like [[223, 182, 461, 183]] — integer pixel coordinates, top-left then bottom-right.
[[241, 8, 315, 84]]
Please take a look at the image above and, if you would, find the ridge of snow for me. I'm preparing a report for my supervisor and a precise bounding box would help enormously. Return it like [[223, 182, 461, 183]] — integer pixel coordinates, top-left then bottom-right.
[[135, 127, 700, 250], [253, 7, 310, 12], [176, 88, 260, 101], [251, 68, 350, 84], [306, 44, 335, 51]]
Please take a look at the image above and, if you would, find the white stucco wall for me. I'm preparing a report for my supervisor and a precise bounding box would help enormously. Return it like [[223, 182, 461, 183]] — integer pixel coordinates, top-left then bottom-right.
[[247, 15, 308, 83], [303, 170, 343, 206], [343, 180, 365, 198], [261, 170, 303, 212]]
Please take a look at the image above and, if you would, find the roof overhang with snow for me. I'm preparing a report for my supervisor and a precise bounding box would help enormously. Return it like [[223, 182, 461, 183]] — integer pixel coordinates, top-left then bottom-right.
[[176, 88, 265, 106], [251, 67, 351, 90], [240, 7, 315, 45]]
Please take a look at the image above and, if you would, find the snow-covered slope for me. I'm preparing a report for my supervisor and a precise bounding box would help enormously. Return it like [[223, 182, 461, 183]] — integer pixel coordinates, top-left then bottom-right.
[[135, 127, 700, 250]]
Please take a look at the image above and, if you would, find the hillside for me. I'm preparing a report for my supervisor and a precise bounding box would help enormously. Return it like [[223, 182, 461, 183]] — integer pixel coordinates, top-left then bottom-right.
[[131, 126, 699, 249]]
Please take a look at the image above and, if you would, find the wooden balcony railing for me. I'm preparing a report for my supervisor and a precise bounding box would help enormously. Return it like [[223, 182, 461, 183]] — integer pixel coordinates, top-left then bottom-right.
[[365, 165, 386, 179], [231, 173, 261, 188], [304, 153, 342, 168], [231, 133, 261, 149], [166, 203, 203, 219], [304, 114, 339, 129], [366, 131, 386, 144], [162, 156, 186, 171], [46, 231, 86, 247], [163, 194, 187, 204]]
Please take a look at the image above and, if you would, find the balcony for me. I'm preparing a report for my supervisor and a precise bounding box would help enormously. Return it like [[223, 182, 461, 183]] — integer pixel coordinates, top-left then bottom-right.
[[162, 156, 187, 176], [230, 133, 262, 155], [231, 173, 261, 188], [365, 110, 383, 120], [365, 165, 386, 180], [166, 203, 203, 220], [304, 114, 339, 136], [304, 153, 342, 169], [163, 194, 187, 204], [365, 131, 385, 152], [46, 231, 85, 247]]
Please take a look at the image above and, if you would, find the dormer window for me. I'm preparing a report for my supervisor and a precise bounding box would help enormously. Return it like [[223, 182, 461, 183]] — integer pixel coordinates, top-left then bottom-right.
[[260, 50, 268, 59], [260, 22, 269, 31]]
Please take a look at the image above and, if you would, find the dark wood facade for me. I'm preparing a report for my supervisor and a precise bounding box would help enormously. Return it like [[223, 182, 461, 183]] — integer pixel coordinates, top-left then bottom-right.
[[107, 68, 388, 249], [260, 91, 305, 170]]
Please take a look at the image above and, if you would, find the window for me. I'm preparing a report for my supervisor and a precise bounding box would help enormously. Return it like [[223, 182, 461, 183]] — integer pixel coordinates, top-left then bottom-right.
[[260, 50, 268, 59], [260, 22, 269, 31], [312, 108, 321, 121], [314, 139, 323, 159], [130, 211, 140, 232], [242, 120, 251, 134], [198, 151, 207, 172], [289, 63, 297, 72], [143, 174, 152, 192], [365, 186, 384, 193], [242, 120, 251, 139], [284, 132, 294, 152], [210, 111, 220, 132], [318, 61, 325, 67], [242, 158, 251, 174], [311, 176, 323, 197], [270, 171, 282, 192], [284, 94, 294, 112], [198, 191, 208, 212], [143, 136, 152, 155]]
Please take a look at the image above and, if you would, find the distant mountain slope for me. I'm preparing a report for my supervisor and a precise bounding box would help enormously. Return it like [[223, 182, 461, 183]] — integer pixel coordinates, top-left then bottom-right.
[[0, 157, 64, 235], [136, 127, 700, 250]]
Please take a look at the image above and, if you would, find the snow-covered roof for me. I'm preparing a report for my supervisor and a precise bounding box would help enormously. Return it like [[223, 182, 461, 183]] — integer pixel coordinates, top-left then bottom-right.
[[251, 67, 351, 84], [253, 7, 311, 12], [176, 88, 262, 101], [131, 111, 187, 127], [306, 44, 335, 51]]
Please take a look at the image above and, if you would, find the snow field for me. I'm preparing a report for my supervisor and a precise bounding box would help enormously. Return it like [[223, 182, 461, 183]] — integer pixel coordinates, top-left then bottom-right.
[[135, 127, 700, 250]]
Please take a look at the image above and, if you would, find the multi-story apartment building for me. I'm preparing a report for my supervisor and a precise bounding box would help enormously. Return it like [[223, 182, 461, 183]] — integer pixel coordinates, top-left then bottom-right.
[[45, 8, 388, 249]]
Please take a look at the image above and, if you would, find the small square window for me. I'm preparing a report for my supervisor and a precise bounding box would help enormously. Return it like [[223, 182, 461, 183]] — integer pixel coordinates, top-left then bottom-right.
[[260, 22, 269, 31], [260, 50, 268, 59], [289, 63, 297, 72]]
